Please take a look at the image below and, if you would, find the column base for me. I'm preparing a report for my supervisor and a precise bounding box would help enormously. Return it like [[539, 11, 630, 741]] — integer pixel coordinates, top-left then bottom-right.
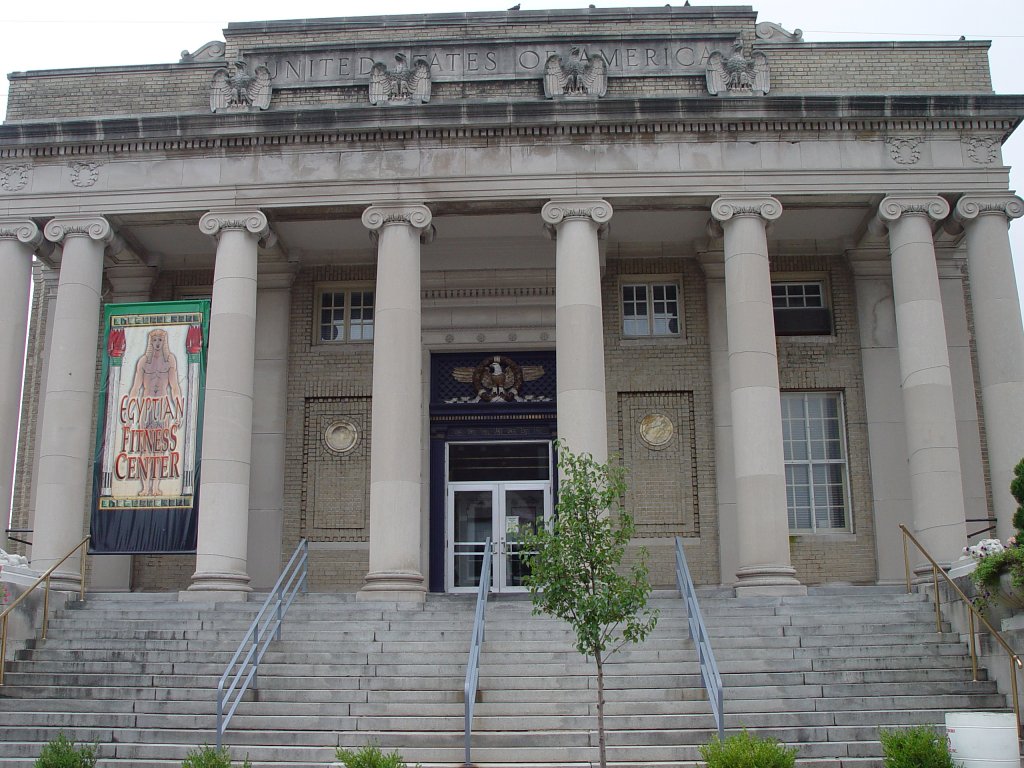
[[45, 569, 84, 594], [733, 565, 807, 597], [358, 570, 427, 603], [182, 570, 252, 602]]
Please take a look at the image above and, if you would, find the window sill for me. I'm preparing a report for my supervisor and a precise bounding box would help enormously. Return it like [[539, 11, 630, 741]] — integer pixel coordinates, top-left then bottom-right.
[[789, 531, 856, 542]]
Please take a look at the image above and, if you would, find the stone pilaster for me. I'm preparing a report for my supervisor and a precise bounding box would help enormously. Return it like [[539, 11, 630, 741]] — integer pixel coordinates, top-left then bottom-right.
[[954, 194, 1024, 541], [359, 204, 432, 601], [248, 261, 297, 590], [541, 199, 612, 463], [877, 196, 967, 564], [31, 217, 113, 588], [185, 210, 269, 599], [0, 222, 42, 535], [698, 249, 738, 586], [711, 195, 804, 596]]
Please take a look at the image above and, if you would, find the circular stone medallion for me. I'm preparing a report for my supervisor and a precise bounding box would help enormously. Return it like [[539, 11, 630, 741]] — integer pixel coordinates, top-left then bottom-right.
[[324, 419, 359, 455], [639, 413, 674, 448]]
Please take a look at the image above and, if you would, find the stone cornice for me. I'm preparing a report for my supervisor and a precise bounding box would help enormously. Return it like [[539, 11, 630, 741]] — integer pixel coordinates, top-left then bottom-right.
[[0, 220, 43, 249], [43, 216, 113, 245], [954, 194, 1024, 224], [711, 195, 782, 224], [199, 209, 271, 243], [877, 196, 950, 224], [2, 95, 1022, 159]]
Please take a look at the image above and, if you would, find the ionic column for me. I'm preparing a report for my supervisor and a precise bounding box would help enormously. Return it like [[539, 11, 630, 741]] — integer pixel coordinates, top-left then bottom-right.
[[31, 217, 113, 587], [359, 204, 432, 601], [877, 196, 967, 563], [186, 210, 269, 598], [541, 199, 612, 463], [0, 222, 42, 529], [955, 194, 1024, 541], [711, 196, 804, 596]]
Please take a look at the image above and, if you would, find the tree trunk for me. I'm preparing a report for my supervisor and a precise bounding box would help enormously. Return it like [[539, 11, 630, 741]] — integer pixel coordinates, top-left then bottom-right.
[[595, 652, 607, 768]]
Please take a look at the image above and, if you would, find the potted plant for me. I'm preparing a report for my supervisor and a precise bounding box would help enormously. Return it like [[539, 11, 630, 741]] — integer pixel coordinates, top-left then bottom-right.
[[181, 746, 251, 768], [336, 744, 419, 767], [35, 733, 97, 768], [964, 458, 1024, 613]]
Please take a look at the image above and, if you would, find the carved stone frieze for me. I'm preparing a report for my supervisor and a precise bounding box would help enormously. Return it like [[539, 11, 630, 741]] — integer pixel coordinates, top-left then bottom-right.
[[705, 39, 770, 96], [0, 165, 30, 192], [210, 60, 272, 113], [886, 137, 922, 165], [543, 47, 608, 98], [368, 54, 432, 105], [755, 22, 804, 42], [963, 137, 1000, 165], [69, 161, 102, 188]]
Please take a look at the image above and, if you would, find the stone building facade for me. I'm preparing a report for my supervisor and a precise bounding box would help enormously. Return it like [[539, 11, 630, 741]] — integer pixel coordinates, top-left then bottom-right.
[[2, 6, 1023, 600]]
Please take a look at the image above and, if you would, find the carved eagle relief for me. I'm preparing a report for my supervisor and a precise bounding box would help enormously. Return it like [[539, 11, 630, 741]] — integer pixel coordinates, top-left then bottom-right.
[[209, 60, 272, 113], [705, 39, 770, 96], [451, 356, 545, 403], [543, 46, 608, 99], [369, 54, 432, 105]]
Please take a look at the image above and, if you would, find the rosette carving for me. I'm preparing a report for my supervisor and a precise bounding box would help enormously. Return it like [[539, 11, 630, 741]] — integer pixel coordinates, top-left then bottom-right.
[[877, 196, 950, 224], [198, 210, 270, 241], [0, 220, 43, 249], [43, 216, 113, 245], [710, 196, 782, 223], [954, 194, 1024, 223]]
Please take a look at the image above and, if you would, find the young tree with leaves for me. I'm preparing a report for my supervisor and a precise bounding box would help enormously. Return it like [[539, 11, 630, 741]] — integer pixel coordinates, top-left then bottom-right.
[[518, 443, 658, 768]]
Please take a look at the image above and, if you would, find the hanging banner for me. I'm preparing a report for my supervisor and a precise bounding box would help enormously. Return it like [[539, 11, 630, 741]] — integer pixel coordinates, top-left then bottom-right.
[[90, 301, 210, 553]]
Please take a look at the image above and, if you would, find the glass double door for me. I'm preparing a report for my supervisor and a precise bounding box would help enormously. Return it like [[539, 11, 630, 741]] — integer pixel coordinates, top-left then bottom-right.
[[447, 483, 551, 592]]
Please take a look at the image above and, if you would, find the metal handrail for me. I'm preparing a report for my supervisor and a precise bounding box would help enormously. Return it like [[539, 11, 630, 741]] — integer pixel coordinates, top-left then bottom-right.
[[900, 524, 1023, 739], [675, 536, 724, 740], [464, 537, 493, 767], [216, 538, 309, 749], [1, 535, 89, 686]]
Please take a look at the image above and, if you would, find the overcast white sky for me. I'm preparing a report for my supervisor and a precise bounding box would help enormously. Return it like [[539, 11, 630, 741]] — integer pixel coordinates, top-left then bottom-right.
[[2, 0, 1023, 323]]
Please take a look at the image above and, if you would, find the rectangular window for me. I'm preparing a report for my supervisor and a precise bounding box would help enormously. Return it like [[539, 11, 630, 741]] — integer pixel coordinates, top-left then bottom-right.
[[318, 288, 374, 343], [772, 281, 832, 335], [622, 282, 679, 337], [782, 392, 850, 532]]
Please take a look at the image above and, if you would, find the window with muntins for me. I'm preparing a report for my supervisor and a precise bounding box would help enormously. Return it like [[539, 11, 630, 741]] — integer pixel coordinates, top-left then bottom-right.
[[318, 288, 374, 342], [621, 282, 679, 336], [782, 392, 850, 532], [772, 280, 832, 335]]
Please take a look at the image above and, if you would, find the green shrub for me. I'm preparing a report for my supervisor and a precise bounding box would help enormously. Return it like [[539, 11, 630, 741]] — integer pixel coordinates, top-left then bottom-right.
[[34, 733, 97, 768], [699, 730, 797, 768], [335, 744, 418, 768], [879, 726, 959, 768], [181, 746, 251, 768]]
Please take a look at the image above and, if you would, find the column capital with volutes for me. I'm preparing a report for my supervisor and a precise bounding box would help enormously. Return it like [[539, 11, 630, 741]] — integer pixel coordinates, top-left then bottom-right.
[[541, 198, 612, 239], [710, 195, 782, 225], [0, 220, 44, 250], [954, 194, 1024, 225], [362, 204, 433, 244], [43, 216, 114, 246], [199, 209, 271, 243], [877, 196, 950, 225]]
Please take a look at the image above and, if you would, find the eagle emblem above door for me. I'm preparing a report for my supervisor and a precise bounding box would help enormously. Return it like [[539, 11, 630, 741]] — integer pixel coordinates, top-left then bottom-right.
[[449, 356, 547, 403]]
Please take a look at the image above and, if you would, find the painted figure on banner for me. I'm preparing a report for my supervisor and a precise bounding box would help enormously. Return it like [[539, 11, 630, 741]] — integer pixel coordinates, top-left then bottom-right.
[[125, 329, 184, 496]]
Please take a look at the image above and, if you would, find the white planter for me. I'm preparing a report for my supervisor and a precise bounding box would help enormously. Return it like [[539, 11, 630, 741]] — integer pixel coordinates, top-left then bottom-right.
[[945, 711, 1020, 766]]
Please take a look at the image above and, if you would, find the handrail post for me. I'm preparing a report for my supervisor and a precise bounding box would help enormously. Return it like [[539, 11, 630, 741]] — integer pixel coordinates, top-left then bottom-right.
[[968, 610, 978, 682], [932, 565, 942, 634], [464, 537, 492, 767], [903, 531, 912, 594]]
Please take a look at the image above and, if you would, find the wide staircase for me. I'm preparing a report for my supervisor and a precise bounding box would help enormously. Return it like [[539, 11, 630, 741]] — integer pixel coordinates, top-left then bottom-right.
[[0, 586, 1013, 766]]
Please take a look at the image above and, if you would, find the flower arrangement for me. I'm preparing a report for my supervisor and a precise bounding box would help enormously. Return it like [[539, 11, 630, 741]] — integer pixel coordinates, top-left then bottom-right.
[[965, 458, 1024, 613], [1, 583, 10, 608]]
